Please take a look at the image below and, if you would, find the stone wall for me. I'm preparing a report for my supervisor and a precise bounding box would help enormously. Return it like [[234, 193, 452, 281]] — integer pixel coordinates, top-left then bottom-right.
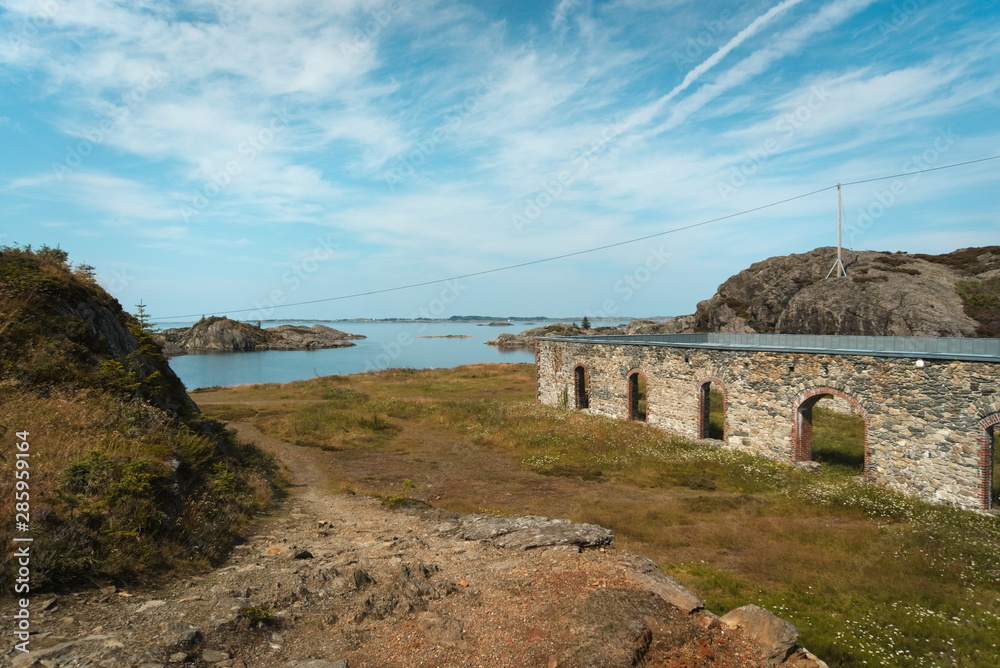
[[536, 339, 1000, 510]]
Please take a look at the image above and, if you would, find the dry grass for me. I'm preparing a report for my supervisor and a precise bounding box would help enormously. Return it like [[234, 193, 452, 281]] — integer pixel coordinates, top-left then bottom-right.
[[0, 389, 281, 590], [196, 363, 1000, 668]]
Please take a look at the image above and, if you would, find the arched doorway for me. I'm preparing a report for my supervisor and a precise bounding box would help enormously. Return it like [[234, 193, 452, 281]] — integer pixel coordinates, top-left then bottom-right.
[[698, 377, 726, 440], [627, 369, 647, 421], [793, 388, 869, 473], [977, 414, 999, 510], [574, 365, 589, 409]]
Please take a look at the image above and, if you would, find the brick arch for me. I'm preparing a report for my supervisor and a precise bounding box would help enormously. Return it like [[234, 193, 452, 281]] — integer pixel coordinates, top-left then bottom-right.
[[573, 364, 590, 409], [694, 365, 733, 386], [627, 368, 648, 421], [975, 398, 1000, 421], [792, 387, 870, 471], [976, 413, 1000, 510], [696, 376, 727, 440]]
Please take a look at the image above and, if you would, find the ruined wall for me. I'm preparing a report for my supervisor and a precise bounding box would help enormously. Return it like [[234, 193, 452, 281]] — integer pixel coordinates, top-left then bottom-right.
[[536, 339, 1000, 510]]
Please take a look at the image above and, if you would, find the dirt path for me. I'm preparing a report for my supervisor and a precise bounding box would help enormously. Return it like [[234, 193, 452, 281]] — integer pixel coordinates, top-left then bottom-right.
[[2, 420, 818, 668], [227, 421, 330, 489]]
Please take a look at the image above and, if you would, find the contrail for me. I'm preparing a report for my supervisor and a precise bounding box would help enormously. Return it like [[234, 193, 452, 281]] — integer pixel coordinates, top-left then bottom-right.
[[663, 0, 805, 104]]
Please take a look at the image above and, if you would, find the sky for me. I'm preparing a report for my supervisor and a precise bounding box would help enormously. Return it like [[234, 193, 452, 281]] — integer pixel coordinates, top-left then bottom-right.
[[1, 0, 998, 322]]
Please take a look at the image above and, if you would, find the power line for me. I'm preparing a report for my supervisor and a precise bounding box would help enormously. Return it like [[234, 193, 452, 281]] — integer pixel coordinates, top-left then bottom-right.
[[155, 154, 1000, 320], [840, 155, 1000, 187]]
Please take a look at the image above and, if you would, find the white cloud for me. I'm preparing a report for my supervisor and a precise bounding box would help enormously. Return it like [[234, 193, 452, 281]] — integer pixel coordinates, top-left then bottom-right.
[[2, 0, 998, 318], [6, 171, 177, 222], [551, 0, 583, 30]]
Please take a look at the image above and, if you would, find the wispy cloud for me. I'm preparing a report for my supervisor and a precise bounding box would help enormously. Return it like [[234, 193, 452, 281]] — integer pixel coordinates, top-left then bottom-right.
[[642, 0, 878, 137], [664, 0, 805, 104], [1, 0, 997, 318]]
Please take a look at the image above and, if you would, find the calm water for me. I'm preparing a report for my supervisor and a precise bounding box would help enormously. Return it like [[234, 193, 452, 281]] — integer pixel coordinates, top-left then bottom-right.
[[163, 321, 552, 389]]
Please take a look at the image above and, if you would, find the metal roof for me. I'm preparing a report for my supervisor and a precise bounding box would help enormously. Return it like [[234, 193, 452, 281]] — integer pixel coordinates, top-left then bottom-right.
[[535, 333, 1000, 363]]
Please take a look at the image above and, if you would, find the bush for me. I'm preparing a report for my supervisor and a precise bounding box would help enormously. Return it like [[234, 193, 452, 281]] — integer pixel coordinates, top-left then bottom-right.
[[955, 278, 1000, 337]]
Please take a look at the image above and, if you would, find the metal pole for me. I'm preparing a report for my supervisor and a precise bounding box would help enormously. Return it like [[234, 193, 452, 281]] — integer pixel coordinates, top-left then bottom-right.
[[826, 183, 847, 278], [837, 184, 842, 266]]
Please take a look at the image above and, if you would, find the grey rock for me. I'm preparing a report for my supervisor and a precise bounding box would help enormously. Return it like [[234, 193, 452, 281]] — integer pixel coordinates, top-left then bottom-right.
[[616, 554, 704, 614], [721, 604, 798, 666], [12, 641, 81, 667], [458, 514, 613, 549], [458, 514, 554, 540], [350, 567, 376, 589], [159, 625, 202, 649], [138, 599, 167, 613], [784, 646, 831, 668], [794, 461, 822, 473], [201, 648, 231, 662]]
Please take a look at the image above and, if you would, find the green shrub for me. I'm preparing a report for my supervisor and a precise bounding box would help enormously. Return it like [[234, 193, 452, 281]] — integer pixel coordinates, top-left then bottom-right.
[[239, 605, 275, 625], [955, 278, 1000, 337]]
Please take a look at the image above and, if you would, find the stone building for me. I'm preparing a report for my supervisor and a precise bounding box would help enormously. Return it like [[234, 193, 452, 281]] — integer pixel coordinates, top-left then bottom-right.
[[535, 333, 1000, 511]]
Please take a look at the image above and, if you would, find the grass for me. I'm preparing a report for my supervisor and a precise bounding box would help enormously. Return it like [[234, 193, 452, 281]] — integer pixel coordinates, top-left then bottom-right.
[[630, 372, 647, 421], [707, 388, 724, 440], [811, 404, 866, 474], [955, 278, 1000, 338], [196, 363, 1000, 668]]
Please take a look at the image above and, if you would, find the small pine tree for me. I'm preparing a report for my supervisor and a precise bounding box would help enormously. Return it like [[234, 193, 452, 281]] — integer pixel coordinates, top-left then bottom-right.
[[134, 302, 154, 333], [74, 263, 97, 280], [581, 316, 591, 330], [101, 302, 168, 401]]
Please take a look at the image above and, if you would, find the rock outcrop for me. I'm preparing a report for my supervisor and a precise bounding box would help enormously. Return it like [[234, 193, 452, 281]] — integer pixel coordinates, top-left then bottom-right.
[[620, 315, 697, 335], [487, 322, 622, 349], [691, 246, 999, 337], [0, 246, 197, 417], [157, 317, 365, 355]]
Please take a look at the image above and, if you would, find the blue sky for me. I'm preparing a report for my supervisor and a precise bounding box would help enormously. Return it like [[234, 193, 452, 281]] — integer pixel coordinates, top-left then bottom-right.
[[1, 0, 997, 322]]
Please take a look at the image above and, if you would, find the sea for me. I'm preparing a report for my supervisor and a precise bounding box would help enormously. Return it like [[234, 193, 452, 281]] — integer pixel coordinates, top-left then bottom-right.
[[159, 320, 620, 390]]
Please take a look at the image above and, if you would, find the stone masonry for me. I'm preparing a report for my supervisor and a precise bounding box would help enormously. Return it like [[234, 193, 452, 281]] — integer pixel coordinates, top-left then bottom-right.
[[535, 334, 1000, 511]]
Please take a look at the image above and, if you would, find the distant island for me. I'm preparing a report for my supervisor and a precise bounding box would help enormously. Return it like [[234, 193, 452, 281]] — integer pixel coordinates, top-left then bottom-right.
[[157, 316, 365, 355], [247, 315, 635, 324], [416, 334, 473, 339]]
